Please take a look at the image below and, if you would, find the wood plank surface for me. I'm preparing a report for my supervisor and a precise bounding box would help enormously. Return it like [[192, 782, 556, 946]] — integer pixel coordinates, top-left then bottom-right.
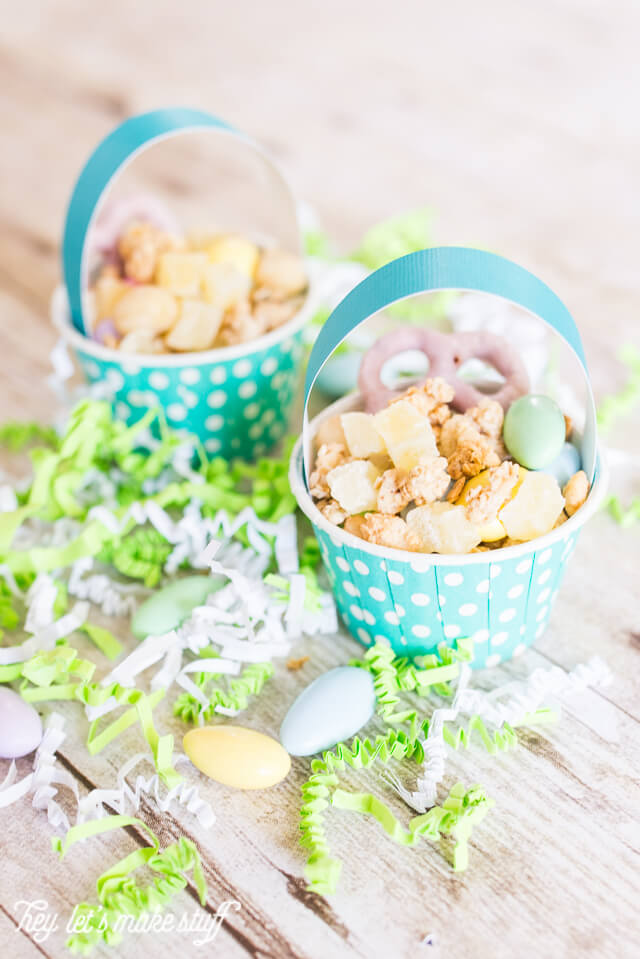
[[0, 3, 639, 958]]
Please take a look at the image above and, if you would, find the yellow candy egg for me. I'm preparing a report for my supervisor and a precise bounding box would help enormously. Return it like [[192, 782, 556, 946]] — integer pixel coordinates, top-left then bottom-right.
[[456, 466, 527, 541], [183, 725, 291, 790]]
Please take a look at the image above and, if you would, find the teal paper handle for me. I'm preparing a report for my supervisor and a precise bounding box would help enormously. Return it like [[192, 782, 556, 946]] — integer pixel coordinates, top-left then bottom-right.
[[303, 247, 598, 482], [63, 107, 299, 335]]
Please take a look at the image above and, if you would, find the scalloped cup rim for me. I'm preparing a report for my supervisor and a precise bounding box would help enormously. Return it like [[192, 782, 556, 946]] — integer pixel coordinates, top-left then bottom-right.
[[290, 392, 608, 567], [51, 284, 310, 367]]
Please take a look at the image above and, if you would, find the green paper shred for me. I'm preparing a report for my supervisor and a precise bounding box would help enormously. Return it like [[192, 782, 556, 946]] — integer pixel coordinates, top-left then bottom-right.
[[332, 782, 493, 872], [99, 527, 172, 588], [1, 646, 178, 784], [353, 636, 474, 731], [597, 345, 640, 433], [604, 494, 640, 527], [0, 576, 22, 636], [52, 815, 158, 860], [0, 420, 59, 451], [300, 536, 322, 572], [299, 638, 555, 895], [173, 661, 274, 725], [80, 623, 124, 661], [349, 209, 455, 325], [304, 230, 334, 259], [0, 400, 300, 580], [66, 835, 206, 954], [351, 208, 435, 271]]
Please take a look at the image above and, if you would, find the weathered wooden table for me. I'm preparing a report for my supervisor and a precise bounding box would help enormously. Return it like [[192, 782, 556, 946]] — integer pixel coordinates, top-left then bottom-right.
[[0, 2, 639, 956]]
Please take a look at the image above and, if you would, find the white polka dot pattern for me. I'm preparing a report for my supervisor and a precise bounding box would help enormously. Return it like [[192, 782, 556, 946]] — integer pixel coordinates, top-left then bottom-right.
[[205, 414, 224, 431], [444, 572, 464, 587], [459, 603, 477, 617], [313, 525, 577, 669], [411, 593, 430, 607], [166, 403, 187, 421], [149, 371, 169, 390], [76, 328, 304, 460]]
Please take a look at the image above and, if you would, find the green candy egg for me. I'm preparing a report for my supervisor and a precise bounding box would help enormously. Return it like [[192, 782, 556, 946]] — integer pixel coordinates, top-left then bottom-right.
[[131, 575, 224, 639], [503, 394, 566, 470]]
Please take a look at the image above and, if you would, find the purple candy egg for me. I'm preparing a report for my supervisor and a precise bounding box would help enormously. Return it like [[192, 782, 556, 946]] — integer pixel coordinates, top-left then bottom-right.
[[0, 687, 43, 758]]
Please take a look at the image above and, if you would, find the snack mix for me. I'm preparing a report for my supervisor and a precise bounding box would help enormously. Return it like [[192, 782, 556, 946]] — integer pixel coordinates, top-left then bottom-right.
[[310, 378, 590, 554], [89, 222, 308, 353]]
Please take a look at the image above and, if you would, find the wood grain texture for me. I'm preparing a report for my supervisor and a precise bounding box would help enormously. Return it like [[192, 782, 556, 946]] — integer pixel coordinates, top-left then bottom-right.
[[0, 2, 639, 957]]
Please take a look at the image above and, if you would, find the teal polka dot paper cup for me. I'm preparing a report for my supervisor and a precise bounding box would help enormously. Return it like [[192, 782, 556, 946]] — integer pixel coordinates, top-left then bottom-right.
[[53, 287, 307, 458], [290, 248, 607, 667], [52, 108, 312, 459]]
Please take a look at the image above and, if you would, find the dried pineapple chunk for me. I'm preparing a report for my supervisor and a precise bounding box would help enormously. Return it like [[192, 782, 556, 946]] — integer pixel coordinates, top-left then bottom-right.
[[499, 472, 565, 542], [406, 502, 482, 554], [373, 400, 438, 473], [255, 249, 307, 297], [315, 415, 347, 449], [456, 465, 525, 541], [326, 460, 381, 515], [202, 262, 252, 311], [207, 235, 259, 277], [340, 412, 387, 458], [164, 300, 223, 352], [155, 252, 208, 297], [113, 286, 178, 335]]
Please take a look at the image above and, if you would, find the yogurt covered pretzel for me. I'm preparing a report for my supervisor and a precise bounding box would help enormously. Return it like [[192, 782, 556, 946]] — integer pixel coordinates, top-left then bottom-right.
[[358, 327, 530, 414]]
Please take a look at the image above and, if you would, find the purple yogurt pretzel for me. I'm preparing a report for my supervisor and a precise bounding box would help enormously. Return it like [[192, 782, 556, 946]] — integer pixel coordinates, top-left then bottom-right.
[[358, 327, 530, 413]]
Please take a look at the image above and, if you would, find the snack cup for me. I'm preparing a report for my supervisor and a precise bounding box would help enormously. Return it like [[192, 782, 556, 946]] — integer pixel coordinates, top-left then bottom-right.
[[290, 248, 607, 667], [52, 108, 311, 459]]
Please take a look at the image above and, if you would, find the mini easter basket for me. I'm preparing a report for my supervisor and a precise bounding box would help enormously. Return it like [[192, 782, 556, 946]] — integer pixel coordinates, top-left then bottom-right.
[[52, 108, 314, 459], [290, 247, 607, 667]]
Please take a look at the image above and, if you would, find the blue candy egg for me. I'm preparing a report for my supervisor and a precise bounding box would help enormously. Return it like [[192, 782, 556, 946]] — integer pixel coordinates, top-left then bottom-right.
[[539, 442, 581, 489], [315, 353, 362, 398], [280, 666, 376, 756]]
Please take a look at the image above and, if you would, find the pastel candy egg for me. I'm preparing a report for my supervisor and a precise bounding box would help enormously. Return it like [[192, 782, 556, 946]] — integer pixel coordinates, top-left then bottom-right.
[[280, 666, 376, 757], [183, 726, 291, 789], [539, 442, 582, 489], [131, 575, 223, 639], [315, 353, 362, 398], [0, 688, 43, 758], [503, 394, 566, 469]]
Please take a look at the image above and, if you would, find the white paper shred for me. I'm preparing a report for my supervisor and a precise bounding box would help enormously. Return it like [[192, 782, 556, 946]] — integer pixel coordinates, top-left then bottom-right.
[[68, 557, 142, 617], [0, 562, 23, 596], [98, 507, 336, 705], [385, 663, 472, 813], [75, 753, 215, 829], [0, 719, 214, 833], [387, 657, 612, 814], [0, 485, 19, 513], [0, 389, 340, 840], [0, 574, 89, 666], [46, 336, 75, 405], [455, 656, 613, 728], [0, 714, 77, 832]]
